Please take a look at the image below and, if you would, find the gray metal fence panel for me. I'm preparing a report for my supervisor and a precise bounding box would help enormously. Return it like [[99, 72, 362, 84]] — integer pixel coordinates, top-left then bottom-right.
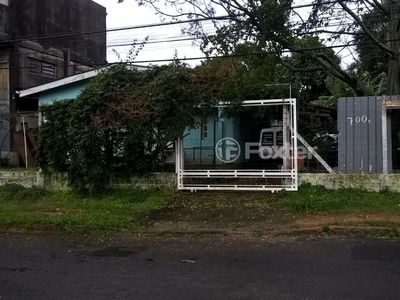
[[338, 97, 383, 173]]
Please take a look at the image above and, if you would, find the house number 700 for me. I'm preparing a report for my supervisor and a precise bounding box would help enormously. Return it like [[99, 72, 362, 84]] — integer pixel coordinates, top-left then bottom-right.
[[347, 115, 370, 126]]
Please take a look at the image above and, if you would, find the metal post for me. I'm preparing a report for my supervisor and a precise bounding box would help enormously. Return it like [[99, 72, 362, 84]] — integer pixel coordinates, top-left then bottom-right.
[[175, 139, 181, 189], [292, 99, 298, 190], [283, 104, 290, 170], [175, 138, 184, 189], [382, 96, 388, 174], [38, 111, 42, 126], [22, 116, 28, 168]]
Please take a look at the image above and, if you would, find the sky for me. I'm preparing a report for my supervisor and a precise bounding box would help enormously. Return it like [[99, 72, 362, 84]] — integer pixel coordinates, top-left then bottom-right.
[[91, 0, 354, 69], [92, 0, 205, 66]]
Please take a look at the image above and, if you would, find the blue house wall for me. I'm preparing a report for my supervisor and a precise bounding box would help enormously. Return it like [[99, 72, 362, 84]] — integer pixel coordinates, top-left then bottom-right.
[[183, 108, 245, 165], [184, 110, 217, 165], [39, 81, 86, 106]]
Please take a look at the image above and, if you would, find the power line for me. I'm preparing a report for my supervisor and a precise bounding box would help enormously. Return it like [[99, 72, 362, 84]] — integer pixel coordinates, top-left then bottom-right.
[[0, 0, 394, 63], [8, 12, 393, 62], [0, 0, 350, 44], [0, 0, 393, 62], [1, 36, 397, 72], [8, 36, 198, 59], [0, 0, 393, 69]]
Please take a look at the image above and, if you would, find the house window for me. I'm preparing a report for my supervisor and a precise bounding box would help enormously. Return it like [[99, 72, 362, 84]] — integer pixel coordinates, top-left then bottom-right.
[[202, 121, 208, 140], [28, 58, 56, 78]]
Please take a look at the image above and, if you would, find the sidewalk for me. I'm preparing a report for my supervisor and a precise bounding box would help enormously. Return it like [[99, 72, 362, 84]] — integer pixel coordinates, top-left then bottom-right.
[[2, 190, 400, 237], [138, 191, 400, 237]]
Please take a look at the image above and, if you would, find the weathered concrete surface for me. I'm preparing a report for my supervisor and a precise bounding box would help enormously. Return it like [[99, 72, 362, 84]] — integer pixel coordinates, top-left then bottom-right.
[[3, 171, 400, 192], [5, 0, 106, 64], [110, 172, 176, 190], [299, 173, 400, 192], [0, 171, 175, 190]]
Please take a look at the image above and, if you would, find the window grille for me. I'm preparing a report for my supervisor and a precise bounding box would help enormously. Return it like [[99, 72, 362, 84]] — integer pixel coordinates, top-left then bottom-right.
[[28, 59, 56, 78]]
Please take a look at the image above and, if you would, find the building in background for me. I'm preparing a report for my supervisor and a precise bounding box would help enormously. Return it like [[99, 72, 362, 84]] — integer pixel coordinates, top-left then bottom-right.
[[0, 0, 106, 159]]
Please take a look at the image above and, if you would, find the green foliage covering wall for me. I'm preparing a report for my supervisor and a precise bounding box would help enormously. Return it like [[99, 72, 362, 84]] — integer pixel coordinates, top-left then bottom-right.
[[37, 61, 257, 194], [37, 63, 217, 194], [37, 59, 338, 193]]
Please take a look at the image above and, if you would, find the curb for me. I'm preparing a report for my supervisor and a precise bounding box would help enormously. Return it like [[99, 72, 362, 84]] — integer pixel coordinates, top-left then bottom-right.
[[276, 225, 399, 237], [0, 225, 399, 238], [328, 225, 398, 237], [275, 227, 324, 236], [137, 229, 229, 237]]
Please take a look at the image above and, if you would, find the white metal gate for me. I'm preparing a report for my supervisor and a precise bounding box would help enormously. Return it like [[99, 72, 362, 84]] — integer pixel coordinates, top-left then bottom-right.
[[176, 99, 298, 191]]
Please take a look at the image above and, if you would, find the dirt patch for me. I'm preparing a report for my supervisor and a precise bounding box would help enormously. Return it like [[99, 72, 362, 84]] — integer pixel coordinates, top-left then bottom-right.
[[296, 213, 400, 228], [142, 191, 295, 232], [139, 192, 400, 235]]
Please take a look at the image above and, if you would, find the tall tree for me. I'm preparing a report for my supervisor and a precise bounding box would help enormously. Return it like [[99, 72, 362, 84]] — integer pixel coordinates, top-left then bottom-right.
[[119, 0, 400, 95], [354, 8, 388, 77]]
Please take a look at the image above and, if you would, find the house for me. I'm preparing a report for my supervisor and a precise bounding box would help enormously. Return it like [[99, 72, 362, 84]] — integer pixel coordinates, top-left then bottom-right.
[[16, 68, 103, 166], [17, 66, 150, 165], [18, 74, 301, 190], [0, 0, 106, 155], [18, 68, 103, 111], [17, 67, 283, 168]]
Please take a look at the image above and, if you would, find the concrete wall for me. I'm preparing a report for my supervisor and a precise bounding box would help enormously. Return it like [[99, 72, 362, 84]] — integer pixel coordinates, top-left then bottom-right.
[[0, 171, 176, 190], [299, 173, 400, 192], [10, 0, 106, 65], [0, 2, 10, 40], [0, 171, 39, 188], [16, 42, 94, 92], [17, 44, 66, 90], [110, 173, 176, 190], [2, 171, 400, 192], [0, 0, 106, 64]]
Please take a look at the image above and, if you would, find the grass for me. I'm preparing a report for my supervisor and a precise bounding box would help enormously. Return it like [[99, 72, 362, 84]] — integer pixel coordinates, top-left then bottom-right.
[[252, 229, 263, 237], [278, 183, 400, 215], [0, 184, 173, 233], [3, 182, 400, 234]]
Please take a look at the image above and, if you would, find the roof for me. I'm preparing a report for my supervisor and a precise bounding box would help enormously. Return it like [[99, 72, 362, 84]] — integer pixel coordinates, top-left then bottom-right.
[[17, 65, 149, 98], [17, 68, 102, 98]]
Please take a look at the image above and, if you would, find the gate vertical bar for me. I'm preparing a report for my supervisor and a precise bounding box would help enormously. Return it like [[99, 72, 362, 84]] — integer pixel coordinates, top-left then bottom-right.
[[175, 138, 184, 189], [292, 98, 298, 190], [283, 103, 290, 170]]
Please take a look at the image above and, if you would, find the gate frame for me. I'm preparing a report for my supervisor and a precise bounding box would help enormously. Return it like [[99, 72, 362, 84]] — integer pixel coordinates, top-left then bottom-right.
[[175, 99, 298, 192]]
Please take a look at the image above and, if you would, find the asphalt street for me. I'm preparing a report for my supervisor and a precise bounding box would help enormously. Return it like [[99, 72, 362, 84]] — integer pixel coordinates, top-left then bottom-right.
[[0, 234, 399, 300]]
